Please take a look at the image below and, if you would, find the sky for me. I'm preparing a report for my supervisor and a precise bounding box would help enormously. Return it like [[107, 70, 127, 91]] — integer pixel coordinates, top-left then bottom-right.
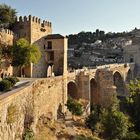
[[1, 0, 140, 35]]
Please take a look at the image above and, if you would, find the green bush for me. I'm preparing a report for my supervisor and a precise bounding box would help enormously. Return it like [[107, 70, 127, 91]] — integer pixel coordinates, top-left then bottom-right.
[[66, 97, 83, 116], [122, 132, 140, 140], [23, 128, 34, 140], [127, 80, 140, 132], [86, 111, 100, 131], [86, 96, 130, 139], [7, 104, 17, 124], [5, 77, 19, 86], [75, 135, 98, 140], [102, 109, 129, 140], [0, 80, 12, 91]]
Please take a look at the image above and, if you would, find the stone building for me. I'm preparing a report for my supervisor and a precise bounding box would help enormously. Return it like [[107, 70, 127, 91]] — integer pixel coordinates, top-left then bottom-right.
[[0, 15, 67, 78], [123, 29, 140, 78], [45, 34, 68, 76]]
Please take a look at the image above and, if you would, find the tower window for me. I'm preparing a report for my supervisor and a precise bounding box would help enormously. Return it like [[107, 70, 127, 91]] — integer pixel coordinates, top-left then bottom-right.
[[48, 41, 52, 49], [44, 45, 46, 49], [130, 55, 134, 63], [130, 58, 134, 63]]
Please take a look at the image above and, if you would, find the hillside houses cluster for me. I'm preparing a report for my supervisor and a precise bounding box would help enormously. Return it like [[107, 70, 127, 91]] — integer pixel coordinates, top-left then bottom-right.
[[68, 37, 132, 69]]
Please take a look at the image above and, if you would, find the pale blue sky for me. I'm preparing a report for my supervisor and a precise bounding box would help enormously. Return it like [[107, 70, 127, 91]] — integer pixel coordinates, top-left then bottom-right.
[[1, 0, 140, 35]]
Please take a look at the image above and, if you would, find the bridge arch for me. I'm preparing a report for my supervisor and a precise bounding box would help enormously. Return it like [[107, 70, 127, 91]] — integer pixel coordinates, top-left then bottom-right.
[[90, 78, 98, 106], [113, 71, 125, 96], [113, 70, 124, 80], [67, 81, 78, 99]]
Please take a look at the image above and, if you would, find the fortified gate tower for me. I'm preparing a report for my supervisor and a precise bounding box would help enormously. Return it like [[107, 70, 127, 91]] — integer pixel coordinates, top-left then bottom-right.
[[13, 15, 67, 77]]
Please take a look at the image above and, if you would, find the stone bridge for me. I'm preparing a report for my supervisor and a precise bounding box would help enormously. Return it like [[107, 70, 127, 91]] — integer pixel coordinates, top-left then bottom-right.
[[0, 63, 135, 139], [67, 63, 135, 106]]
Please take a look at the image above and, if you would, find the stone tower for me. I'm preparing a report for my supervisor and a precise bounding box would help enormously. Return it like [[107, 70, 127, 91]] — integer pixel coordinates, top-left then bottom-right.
[[12, 15, 67, 78], [13, 15, 52, 43], [13, 15, 52, 77]]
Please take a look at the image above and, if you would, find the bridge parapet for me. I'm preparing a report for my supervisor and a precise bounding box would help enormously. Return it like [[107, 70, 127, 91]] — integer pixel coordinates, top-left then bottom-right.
[[67, 63, 135, 83]]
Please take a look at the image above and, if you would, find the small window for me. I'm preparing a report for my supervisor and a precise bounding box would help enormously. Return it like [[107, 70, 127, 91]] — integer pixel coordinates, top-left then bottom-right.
[[48, 41, 52, 49], [130, 58, 134, 63], [130, 55, 134, 63], [44, 45, 46, 49]]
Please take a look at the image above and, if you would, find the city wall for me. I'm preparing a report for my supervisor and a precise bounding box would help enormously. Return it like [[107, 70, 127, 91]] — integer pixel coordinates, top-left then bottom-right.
[[0, 29, 14, 46]]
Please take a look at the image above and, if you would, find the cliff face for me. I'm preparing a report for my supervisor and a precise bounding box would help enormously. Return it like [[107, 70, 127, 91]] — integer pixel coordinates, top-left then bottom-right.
[[0, 76, 67, 140]]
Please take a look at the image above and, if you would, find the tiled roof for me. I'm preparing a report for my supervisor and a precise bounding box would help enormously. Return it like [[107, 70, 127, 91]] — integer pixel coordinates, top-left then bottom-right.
[[45, 34, 65, 39]]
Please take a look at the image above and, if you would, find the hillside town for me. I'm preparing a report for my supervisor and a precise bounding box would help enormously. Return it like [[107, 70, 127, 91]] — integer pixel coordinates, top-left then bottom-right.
[[67, 29, 138, 69]]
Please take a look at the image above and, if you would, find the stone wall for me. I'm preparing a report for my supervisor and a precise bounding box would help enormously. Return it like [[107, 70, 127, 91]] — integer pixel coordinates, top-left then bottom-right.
[[0, 29, 14, 76], [0, 76, 67, 140], [96, 69, 116, 106], [0, 29, 14, 46]]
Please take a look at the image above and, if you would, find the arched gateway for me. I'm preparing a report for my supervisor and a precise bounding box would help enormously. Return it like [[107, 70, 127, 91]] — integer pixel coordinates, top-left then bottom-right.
[[67, 81, 78, 99]]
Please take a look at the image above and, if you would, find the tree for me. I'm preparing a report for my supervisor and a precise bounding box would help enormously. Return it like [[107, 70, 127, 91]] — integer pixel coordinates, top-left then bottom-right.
[[85, 105, 102, 132], [86, 96, 129, 139], [126, 80, 140, 132], [102, 108, 129, 140], [11, 38, 41, 68], [66, 96, 83, 116], [0, 4, 17, 28]]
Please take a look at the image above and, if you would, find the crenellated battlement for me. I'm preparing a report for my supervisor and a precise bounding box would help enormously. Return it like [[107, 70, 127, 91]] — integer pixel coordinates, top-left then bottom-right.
[[13, 15, 52, 44], [0, 28, 14, 46], [16, 15, 52, 27], [0, 28, 14, 36]]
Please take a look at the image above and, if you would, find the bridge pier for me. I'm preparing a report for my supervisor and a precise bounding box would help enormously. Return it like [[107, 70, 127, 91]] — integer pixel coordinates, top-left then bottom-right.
[[96, 69, 116, 106], [77, 71, 91, 114], [77, 71, 90, 100]]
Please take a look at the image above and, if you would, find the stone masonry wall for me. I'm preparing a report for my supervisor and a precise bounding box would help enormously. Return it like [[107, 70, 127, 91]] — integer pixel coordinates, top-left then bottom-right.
[[0, 29, 14, 46], [0, 29, 14, 76], [0, 76, 67, 140], [96, 69, 116, 106]]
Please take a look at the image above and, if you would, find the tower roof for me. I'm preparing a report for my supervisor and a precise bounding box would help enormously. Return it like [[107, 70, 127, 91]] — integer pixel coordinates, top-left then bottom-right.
[[45, 34, 65, 39]]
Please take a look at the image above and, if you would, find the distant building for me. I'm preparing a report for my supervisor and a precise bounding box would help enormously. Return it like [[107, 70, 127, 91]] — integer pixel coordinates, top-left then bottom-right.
[[123, 42, 140, 77]]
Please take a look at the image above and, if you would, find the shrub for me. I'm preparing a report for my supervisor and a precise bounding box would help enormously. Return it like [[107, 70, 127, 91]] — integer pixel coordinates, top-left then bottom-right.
[[66, 97, 83, 116], [86, 96, 130, 139], [102, 109, 129, 140], [5, 77, 19, 86], [23, 128, 34, 140], [7, 104, 17, 124], [122, 132, 140, 140], [0, 80, 12, 91], [85, 109, 101, 131], [75, 135, 98, 140], [126, 80, 140, 132]]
